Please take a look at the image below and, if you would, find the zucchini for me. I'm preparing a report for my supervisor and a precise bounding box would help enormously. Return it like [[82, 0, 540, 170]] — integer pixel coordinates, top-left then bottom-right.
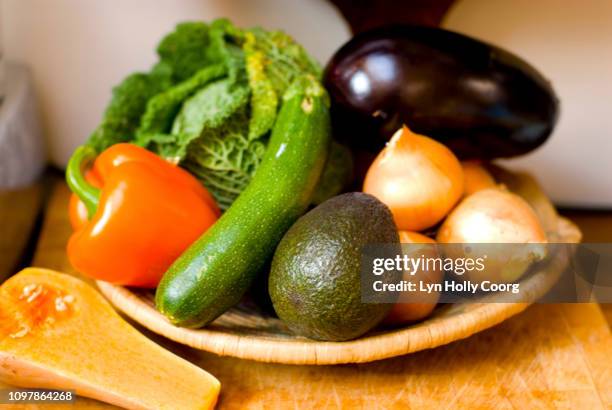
[[155, 75, 331, 327]]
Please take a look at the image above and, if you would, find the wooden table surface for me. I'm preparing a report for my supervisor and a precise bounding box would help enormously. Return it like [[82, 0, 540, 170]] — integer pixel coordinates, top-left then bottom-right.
[[1, 175, 611, 409]]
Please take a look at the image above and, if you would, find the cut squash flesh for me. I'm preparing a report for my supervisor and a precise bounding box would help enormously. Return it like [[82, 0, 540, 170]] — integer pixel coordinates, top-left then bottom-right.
[[0, 268, 220, 410]]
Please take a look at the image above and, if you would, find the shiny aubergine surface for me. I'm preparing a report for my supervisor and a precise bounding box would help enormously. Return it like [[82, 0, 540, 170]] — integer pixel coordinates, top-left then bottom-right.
[[323, 25, 559, 159]]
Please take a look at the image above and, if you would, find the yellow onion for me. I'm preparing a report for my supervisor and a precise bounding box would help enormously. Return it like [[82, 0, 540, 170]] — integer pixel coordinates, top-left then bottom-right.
[[488, 165, 561, 237], [461, 161, 496, 196], [437, 188, 547, 283], [384, 231, 442, 325], [363, 126, 464, 231]]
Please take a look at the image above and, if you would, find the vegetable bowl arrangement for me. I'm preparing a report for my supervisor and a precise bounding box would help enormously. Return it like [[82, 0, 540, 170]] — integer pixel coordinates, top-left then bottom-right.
[[60, 19, 579, 364]]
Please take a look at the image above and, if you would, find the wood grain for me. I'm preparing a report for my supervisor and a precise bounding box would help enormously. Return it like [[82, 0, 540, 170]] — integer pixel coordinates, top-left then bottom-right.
[[30, 181, 75, 276], [1, 180, 610, 409], [561, 210, 612, 329], [5, 303, 608, 409], [0, 182, 44, 281], [561, 210, 612, 243], [201, 303, 611, 409]]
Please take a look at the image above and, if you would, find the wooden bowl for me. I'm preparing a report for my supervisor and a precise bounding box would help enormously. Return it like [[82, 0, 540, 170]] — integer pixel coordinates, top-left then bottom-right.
[[97, 173, 581, 365]]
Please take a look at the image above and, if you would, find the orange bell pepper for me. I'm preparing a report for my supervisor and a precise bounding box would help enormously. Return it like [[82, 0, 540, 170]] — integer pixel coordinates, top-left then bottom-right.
[[66, 143, 220, 288]]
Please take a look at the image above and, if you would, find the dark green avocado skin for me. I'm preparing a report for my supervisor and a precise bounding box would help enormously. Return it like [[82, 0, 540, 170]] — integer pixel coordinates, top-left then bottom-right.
[[269, 192, 399, 341]]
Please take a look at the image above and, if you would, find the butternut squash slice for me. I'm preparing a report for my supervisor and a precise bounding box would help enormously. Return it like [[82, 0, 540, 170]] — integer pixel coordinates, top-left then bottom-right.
[[0, 268, 220, 410]]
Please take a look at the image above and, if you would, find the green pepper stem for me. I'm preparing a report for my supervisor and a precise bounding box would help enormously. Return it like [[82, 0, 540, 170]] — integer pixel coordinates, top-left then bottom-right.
[[66, 145, 101, 219]]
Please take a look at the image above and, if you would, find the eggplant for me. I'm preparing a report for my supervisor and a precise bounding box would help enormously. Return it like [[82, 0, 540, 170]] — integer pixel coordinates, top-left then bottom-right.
[[323, 25, 559, 160]]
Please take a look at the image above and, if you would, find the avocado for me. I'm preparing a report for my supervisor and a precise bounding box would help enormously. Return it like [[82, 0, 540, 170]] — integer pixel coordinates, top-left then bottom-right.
[[269, 192, 399, 341]]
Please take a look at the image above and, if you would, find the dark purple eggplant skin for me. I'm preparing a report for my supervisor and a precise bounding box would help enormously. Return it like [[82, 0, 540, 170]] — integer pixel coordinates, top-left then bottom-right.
[[323, 25, 559, 160]]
